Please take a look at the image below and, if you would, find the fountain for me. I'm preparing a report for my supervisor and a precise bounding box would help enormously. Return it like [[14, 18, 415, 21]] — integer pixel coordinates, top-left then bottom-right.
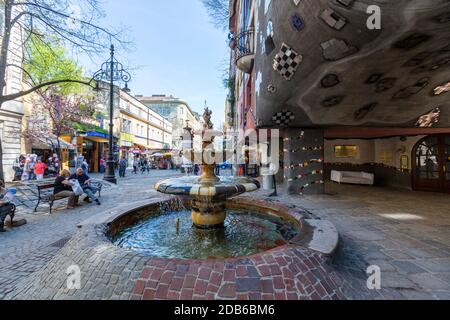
[[10, 109, 341, 299], [155, 108, 261, 229]]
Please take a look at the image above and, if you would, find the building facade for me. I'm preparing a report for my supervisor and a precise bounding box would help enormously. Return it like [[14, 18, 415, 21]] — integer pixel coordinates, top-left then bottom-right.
[[136, 95, 202, 163], [0, 3, 24, 182], [116, 91, 172, 165], [227, 0, 450, 194]]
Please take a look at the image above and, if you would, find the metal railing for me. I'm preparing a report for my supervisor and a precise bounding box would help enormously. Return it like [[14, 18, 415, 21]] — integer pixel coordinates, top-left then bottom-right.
[[234, 27, 255, 62]]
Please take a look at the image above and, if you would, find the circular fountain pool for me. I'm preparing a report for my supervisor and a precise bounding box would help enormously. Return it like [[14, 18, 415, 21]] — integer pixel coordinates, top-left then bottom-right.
[[113, 208, 298, 260]]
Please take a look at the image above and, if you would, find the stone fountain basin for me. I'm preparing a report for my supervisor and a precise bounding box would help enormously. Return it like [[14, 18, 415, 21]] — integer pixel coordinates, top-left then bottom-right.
[[9, 197, 342, 300], [78, 196, 339, 257], [155, 176, 261, 198]]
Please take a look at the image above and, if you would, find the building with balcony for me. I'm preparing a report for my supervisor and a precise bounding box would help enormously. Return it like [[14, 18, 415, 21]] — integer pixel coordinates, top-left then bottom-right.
[[78, 84, 173, 171], [227, 0, 450, 194], [116, 91, 172, 164], [227, 0, 259, 175]]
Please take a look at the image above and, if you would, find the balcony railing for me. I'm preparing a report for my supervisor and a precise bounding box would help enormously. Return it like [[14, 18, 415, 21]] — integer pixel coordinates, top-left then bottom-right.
[[234, 28, 255, 73]]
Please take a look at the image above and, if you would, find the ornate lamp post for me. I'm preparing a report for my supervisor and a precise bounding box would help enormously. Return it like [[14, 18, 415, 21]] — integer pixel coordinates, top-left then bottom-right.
[[92, 45, 131, 184]]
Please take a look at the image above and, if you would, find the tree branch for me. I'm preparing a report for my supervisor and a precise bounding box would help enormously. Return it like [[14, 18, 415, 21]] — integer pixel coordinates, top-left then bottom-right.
[[1, 79, 95, 102]]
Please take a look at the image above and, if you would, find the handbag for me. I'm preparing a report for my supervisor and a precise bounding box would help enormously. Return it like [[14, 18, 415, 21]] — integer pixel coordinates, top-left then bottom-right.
[[71, 180, 84, 196]]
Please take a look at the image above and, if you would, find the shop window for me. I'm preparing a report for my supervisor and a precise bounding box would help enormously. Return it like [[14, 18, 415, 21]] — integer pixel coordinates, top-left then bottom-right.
[[334, 145, 358, 158]]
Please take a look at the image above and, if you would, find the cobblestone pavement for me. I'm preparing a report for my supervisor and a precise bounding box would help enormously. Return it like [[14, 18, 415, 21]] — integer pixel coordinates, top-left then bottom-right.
[[1, 174, 449, 300], [0, 170, 180, 299], [8, 225, 351, 300]]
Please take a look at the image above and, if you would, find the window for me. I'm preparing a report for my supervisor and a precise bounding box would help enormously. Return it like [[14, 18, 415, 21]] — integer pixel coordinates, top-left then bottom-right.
[[334, 145, 358, 158]]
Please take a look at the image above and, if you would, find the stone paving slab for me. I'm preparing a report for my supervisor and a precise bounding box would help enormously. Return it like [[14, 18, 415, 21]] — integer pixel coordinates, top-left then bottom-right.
[[262, 182, 450, 300]]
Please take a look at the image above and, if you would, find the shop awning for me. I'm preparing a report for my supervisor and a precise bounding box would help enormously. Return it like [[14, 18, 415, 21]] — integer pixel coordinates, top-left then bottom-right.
[[32, 137, 76, 151]]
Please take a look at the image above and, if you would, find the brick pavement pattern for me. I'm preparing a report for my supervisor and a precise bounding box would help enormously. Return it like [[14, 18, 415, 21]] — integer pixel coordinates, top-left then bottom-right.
[[1, 173, 449, 300]]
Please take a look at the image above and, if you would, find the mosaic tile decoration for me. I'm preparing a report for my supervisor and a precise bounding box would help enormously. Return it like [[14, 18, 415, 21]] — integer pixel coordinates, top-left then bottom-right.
[[267, 20, 274, 37], [393, 33, 432, 50], [434, 82, 450, 95], [291, 13, 305, 31], [272, 110, 295, 126], [393, 77, 429, 99], [322, 96, 344, 108], [273, 43, 303, 81], [321, 38, 358, 61], [335, 0, 354, 7], [365, 73, 384, 84], [416, 108, 441, 128], [267, 84, 277, 94], [321, 73, 340, 88], [320, 8, 346, 30], [354, 102, 378, 121], [375, 77, 397, 93]]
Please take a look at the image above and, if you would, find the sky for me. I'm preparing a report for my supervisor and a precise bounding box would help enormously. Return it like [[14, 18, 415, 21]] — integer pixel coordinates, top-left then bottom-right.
[[79, 0, 229, 127]]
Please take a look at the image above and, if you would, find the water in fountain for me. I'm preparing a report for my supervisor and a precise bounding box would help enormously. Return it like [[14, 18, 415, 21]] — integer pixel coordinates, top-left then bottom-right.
[[113, 205, 298, 259], [111, 108, 296, 259]]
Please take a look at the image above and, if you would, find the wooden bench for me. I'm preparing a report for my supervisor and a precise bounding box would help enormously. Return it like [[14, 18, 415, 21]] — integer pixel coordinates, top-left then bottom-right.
[[0, 202, 16, 232], [35, 182, 103, 214]]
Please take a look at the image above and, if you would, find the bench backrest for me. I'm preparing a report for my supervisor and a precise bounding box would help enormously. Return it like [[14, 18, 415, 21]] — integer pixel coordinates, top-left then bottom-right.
[[37, 183, 55, 191]]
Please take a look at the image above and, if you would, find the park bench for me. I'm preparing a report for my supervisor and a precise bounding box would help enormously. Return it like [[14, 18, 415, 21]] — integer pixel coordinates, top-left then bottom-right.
[[34, 182, 103, 214]]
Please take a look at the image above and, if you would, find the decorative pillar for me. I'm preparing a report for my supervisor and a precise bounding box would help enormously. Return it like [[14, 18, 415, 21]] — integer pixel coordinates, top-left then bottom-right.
[[284, 129, 324, 195]]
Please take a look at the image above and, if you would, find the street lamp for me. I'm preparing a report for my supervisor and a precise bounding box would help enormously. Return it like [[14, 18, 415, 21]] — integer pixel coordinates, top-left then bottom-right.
[[92, 44, 131, 184]]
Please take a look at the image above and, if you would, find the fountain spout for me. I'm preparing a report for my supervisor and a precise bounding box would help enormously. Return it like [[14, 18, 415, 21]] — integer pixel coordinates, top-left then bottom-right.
[[155, 108, 260, 229]]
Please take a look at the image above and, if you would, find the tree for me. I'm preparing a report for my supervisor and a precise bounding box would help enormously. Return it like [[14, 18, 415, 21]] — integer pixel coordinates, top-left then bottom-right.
[[0, 0, 128, 183], [24, 34, 86, 95], [201, 0, 230, 31], [19, 90, 96, 169], [0, 0, 128, 104]]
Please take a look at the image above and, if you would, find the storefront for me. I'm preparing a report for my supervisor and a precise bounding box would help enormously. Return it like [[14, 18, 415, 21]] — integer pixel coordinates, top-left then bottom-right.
[[119, 132, 135, 166], [31, 136, 76, 171], [76, 131, 111, 173]]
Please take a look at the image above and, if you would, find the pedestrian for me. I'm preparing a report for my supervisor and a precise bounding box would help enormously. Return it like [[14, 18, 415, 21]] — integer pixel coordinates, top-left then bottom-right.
[[34, 159, 47, 180], [119, 156, 127, 178], [81, 159, 89, 173], [54, 169, 80, 209], [28, 156, 37, 180], [21, 158, 31, 181], [52, 154, 60, 174], [133, 157, 139, 174], [194, 164, 200, 176], [99, 158, 106, 173], [70, 168, 101, 206]]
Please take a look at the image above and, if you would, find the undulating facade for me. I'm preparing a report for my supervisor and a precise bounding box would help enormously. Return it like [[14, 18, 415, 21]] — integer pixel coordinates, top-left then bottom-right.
[[227, 0, 450, 194]]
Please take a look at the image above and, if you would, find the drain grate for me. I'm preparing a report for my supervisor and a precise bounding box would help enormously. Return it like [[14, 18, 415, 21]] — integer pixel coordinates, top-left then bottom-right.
[[49, 237, 72, 248]]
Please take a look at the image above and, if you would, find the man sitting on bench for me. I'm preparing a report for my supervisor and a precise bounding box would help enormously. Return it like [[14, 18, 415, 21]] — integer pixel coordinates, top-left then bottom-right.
[[70, 168, 101, 206], [54, 169, 80, 209]]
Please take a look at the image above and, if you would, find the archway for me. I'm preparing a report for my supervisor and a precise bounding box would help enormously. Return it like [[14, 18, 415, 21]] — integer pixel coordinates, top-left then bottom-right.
[[412, 134, 450, 193]]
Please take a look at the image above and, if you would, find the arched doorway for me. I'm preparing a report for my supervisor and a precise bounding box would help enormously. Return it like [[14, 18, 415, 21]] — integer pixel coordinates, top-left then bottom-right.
[[412, 134, 450, 193]]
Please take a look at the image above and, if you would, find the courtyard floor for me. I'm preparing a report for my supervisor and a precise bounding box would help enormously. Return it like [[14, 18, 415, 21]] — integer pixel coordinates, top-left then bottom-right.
[[0, 171, 449, 300]]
